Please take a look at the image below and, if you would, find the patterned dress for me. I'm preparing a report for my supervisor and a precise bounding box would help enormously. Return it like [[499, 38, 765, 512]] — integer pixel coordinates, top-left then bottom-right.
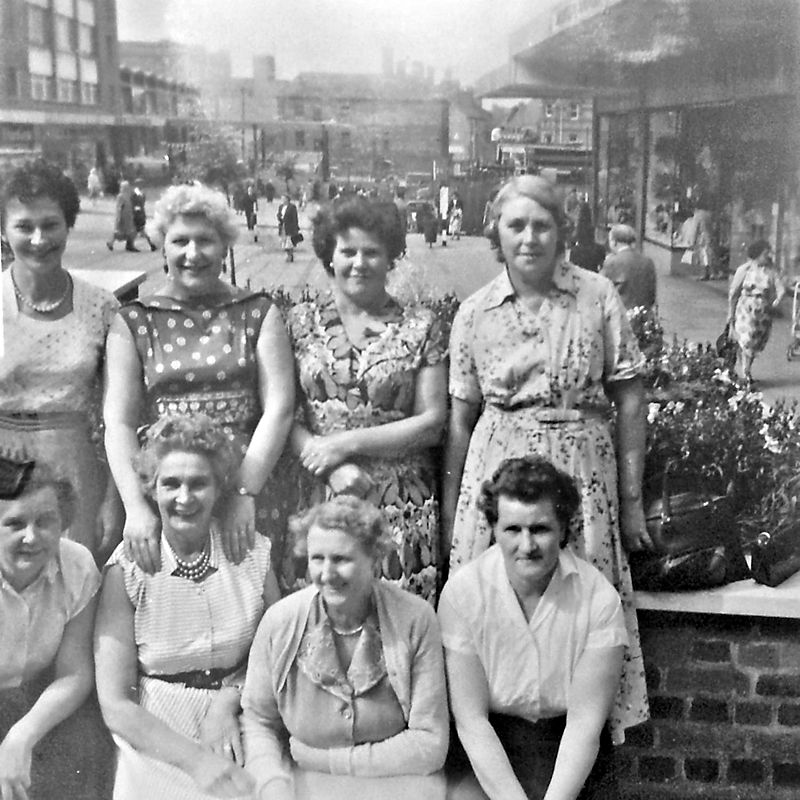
[[0, 271, 118, 554], [108, 529, 271, 800], [732, 261, 779, 355], [119, 289, 291, 567], [448, 262, 649, 743], [287, 294, 446, 602]]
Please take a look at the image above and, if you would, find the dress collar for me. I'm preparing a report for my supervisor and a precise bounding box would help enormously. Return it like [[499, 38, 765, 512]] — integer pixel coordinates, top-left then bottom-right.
[[131, 286, 262, 312], [481, 259, 579, 310]]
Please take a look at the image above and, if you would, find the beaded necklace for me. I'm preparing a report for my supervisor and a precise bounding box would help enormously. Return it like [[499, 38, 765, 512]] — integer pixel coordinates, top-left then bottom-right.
[[166, 539, 212, 582], [11, 269, 71, 314]]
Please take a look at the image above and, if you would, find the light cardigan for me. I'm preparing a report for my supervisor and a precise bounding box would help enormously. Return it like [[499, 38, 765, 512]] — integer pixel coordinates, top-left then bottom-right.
[[241, 582, 448, 793]]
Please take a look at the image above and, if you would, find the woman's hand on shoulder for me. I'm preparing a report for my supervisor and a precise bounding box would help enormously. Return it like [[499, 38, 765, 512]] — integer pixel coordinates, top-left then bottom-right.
[[0, 729, 33, 800], [326, 463, 373, 498], [220, 494, 256, 564], [300, 433, 351, 477], [123, 501, 162, 573], [188, 750, 254, 798]]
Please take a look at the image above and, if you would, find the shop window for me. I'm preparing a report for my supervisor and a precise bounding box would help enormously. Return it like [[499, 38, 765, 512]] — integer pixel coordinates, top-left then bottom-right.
[[56, 77, 77, 103], [55, 14, 75, 52], [295, 130, 306, 148], [644, 110, 680, 246], [597, 113, 642, 231], [28, 5, 48, 46], [80, 81, 97, 105], [30, 74, 53, 101]]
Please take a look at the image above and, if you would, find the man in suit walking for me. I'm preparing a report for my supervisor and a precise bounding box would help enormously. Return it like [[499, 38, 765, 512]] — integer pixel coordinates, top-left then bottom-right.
[[600, 224, 657, 309]]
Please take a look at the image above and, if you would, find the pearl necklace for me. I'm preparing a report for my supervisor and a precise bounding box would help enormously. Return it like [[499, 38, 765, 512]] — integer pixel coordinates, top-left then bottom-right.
[[11, 269, 71, 314], [171, 543, 211, 582], [331, 623, 364, 637]]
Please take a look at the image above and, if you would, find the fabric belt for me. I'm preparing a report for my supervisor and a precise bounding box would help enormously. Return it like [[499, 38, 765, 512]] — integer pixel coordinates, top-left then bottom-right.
[[0, 411, 88, 432], [484, 404, 608, 424], [146, 657, 246, 691]]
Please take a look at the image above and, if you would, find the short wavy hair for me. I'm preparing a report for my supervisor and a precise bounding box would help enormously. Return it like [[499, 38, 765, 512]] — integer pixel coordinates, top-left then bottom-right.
[[479, 455, 580, 546], [747, 239, 771, 261], [312, 195, 405, 275], [290, 495, 393, 560], [485, 174, 568, 262], [1, 458, 76, 531], [0, 159, 80, 229], [135, 413, 239, 511], [146, 183, 239, 249]]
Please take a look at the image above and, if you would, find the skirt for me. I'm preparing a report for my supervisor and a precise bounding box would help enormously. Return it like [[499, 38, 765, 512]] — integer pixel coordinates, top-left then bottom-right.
[[449, 405, 649, 743], [446, 714, 618, 800], [734, 294, 772, 355], [0, 412, 106, 557]]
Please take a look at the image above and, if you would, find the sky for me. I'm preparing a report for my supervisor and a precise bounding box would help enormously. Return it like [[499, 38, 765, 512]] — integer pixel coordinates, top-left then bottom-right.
[[116, 0, 554, 84]]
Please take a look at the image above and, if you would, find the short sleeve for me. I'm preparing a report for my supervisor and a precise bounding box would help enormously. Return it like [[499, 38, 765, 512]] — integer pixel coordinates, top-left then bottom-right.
[[105, 541, 144, 608], [59, 539, 101, 620], [437, 582, 478, 655], [448, 302, 482, 403], [584, 573, 629, 650], [601, 282, 645, 383], [246, 534, 272, 584], [419, 308, 448, 368]]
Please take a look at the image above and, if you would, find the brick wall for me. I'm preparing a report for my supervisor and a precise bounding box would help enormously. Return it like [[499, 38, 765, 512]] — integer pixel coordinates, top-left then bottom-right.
[[620, 611, 800, 799]]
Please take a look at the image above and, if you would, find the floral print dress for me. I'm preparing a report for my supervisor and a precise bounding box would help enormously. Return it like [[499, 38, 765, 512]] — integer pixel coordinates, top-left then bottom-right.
[[732, 261, 779, 355], [288, 294, 446, 602], [448, 262, 649, 743]]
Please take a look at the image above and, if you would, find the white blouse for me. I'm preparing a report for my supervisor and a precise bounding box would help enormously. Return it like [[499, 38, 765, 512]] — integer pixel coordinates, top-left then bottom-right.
[[438, 545, 628, 721]]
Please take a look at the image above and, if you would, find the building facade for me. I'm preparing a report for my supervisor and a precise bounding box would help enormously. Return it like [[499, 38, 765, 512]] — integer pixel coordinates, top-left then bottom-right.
[[0, 0, 120, 174]]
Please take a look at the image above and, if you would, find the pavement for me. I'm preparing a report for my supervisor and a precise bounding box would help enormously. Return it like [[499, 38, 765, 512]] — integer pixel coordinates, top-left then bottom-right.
[[65, 194, 800, 406]]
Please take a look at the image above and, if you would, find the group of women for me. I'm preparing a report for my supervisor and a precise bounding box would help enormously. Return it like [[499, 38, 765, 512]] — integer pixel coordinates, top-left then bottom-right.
[[1, 160, 654, 799]]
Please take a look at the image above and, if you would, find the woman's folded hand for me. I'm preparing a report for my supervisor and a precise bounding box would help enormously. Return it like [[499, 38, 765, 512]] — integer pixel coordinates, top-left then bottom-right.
[[300, 433, 350, 476], [200, 694, 244, 765], [188, 751, 254, 798], [0, 730, 33, 800]]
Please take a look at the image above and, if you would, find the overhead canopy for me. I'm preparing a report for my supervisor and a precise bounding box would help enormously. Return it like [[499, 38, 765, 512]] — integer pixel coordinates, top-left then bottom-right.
[[477, 0, 799, 97]]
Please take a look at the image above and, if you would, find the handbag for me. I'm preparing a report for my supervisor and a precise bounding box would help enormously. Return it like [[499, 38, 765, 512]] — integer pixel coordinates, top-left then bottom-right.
[[750, 530, 800, 587], [715, 322, 738, 366], [629, 465, 750, 591], [680, 248, 694, 265], [291, 232, 304, 246]]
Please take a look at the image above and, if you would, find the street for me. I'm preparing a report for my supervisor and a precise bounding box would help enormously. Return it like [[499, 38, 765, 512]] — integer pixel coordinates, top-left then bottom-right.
[[67, 195, 800, 406]]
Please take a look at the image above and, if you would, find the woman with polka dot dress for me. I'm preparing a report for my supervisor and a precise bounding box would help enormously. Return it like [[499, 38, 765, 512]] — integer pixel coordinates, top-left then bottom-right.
[[103, 183, 295, 579]]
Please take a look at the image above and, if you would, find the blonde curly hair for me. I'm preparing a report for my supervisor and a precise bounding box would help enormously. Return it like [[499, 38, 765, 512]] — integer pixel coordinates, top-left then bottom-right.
[[146, 183, 239, 249]]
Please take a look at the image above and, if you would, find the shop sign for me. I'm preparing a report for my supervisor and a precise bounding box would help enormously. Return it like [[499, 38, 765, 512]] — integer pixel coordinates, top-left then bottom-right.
[[0, 124, 35, 147]]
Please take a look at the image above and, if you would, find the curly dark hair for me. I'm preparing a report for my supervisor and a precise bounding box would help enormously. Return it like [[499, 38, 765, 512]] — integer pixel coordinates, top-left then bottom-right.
[[485, 174, 568, 262], [290, 495, 393, 560], [312, 195, 405, 275], [746, 239, 771, 261], [479, 455, 580, 546], [135, 414, 239, 512], [1, 459, 77, 531], [0, 159, 81, 229]]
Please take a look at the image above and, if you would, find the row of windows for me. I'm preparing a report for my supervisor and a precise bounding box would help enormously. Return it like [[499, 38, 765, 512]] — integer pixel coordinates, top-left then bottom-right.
[[120, 86, 180, 117], [21, 73, 97, 104], [544, 102, 582, 120], [28, 5, 95, 55]]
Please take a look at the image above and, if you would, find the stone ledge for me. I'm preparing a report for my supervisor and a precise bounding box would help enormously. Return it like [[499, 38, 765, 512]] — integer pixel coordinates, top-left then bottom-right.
[[635, 568, 800, 619]]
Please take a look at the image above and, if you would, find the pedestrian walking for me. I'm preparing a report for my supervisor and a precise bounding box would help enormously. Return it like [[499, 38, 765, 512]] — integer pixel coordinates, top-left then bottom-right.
[[87, 167, 102, 205], [131, 178, 156, 251], [277, 193, 300, 262], [106, 180, 138, 252], [600, 223, 656, 308], [728, 239, 783, 388], [242, 184, 259, 242], [264, 180, 276, 203]]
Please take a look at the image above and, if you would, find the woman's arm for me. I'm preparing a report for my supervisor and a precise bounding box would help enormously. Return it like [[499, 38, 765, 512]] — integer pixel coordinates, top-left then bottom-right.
[[728, 264, 748, 321], [288, 607, 449, 777], [443, 648, 528, 800], [94, 566, 254, 798], [222, 304, 296, 561], [543, 646, 624, 800], [298, 362, 448, 477], [606, 376, 650, 552], [0, 597, 97, 797], [440, 397, 481, 564], [103, 315, 161, 572]]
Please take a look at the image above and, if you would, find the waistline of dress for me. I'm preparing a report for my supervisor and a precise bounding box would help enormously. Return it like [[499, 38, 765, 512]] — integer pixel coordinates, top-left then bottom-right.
[[0, 411, 88, 432], [483, 404, 609, 425]]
